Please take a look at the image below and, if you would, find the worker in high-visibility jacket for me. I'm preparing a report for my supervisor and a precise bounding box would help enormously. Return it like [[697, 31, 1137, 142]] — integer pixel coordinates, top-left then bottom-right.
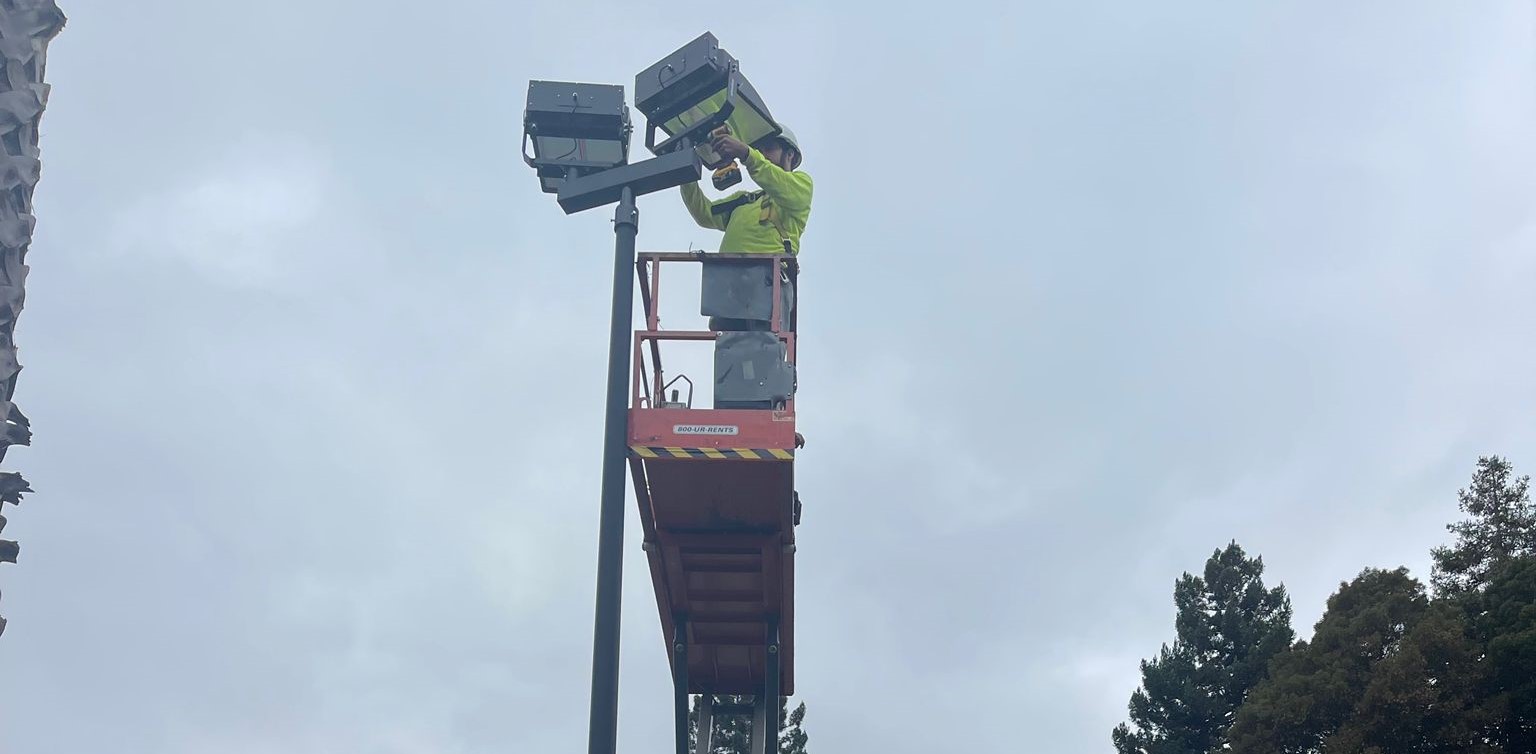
[[680, 125, 811, 332]]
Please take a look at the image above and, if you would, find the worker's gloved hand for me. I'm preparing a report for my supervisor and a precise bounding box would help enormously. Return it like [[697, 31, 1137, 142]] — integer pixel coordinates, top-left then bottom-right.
[[711, 132, 750, 161]]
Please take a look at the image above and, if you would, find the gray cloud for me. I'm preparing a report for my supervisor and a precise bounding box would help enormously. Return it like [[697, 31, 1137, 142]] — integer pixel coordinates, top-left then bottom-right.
[[0, 1, 1533, 752]]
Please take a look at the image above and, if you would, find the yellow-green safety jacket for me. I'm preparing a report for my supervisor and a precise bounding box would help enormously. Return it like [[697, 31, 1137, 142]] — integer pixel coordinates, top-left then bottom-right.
[[680, 146, 813, 255]]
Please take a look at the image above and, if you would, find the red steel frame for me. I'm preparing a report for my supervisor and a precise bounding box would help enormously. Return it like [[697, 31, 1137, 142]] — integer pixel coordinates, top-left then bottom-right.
[[627, 251, 799, 696], [630, 251, 797, 451]]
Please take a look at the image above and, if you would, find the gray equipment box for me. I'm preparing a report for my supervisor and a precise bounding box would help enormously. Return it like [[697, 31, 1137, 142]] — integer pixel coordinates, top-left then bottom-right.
[[701, 258, 777, 322], [714, 331, 795, 409]]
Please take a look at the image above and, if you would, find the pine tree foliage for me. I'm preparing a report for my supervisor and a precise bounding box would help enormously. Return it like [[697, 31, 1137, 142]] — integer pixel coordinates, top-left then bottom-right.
[[1328, 602, 1496, 754], [780, 701, 809, 754], [1473, 556, 1536, 753], [1431, 455, 1536, 596], [688, 695, 808, 754], [1227, 458, 1536, 753], [1222, 571, 1474, 754], [1113, 542, 1294, 754]]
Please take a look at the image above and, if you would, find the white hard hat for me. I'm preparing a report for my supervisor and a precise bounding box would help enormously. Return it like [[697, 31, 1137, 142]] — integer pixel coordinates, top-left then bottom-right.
[[775, 125, 802, 168]]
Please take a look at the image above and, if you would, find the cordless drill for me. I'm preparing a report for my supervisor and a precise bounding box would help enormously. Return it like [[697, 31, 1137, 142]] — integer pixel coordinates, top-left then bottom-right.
[[707, 125, 743, 190]]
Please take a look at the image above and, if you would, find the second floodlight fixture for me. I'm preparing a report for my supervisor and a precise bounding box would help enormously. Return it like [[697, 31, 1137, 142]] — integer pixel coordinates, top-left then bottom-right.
[[522, 80, 632, 194], [634, 32, 781, 169], [521, 79, 701, 214]]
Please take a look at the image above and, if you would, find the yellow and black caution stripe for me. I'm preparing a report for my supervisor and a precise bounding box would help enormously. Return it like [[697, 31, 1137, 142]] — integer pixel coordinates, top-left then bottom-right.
[[631, 446, 795, 461]]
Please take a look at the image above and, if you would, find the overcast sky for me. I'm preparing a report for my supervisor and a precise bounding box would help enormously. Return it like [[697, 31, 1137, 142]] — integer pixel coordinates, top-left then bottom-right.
[[1, 1, 1533, 752]]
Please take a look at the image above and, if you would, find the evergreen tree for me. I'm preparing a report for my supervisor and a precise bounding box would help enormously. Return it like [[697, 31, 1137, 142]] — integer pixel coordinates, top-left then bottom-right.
[[1326, 602, 1495, 753], [1113, 542, 1294, 754], [1227, 567, 1436, 753], [1429, 457, 1536, 750], [780, 701, 808, 754], [1431, 455, 1536, 596], [1227, 458, 1536, 753], [1472, 556, 1536, 752], [688, 695, 808, 754]]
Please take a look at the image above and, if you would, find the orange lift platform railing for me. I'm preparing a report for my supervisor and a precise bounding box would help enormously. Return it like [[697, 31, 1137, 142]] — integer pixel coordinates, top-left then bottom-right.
[[629, 251, 800, 754]]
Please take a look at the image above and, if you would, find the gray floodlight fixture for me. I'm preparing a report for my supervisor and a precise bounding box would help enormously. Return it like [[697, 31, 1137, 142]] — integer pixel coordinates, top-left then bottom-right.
[[635, 32, 781, 168], [523, 80, 632, 194]]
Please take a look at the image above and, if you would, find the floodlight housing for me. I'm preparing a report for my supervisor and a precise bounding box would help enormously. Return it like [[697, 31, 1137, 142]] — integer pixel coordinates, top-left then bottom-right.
[[523, 80, 632, 193], [635, 33, 780, 167]]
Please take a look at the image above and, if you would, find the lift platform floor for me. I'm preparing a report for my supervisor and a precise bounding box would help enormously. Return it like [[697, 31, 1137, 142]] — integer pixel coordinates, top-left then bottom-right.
[[630, 452, 796, 696]]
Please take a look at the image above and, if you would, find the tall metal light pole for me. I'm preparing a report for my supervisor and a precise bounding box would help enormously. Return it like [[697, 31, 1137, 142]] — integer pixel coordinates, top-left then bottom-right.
[[587, 187, 638, 754], [522, 70, 716, 754]]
